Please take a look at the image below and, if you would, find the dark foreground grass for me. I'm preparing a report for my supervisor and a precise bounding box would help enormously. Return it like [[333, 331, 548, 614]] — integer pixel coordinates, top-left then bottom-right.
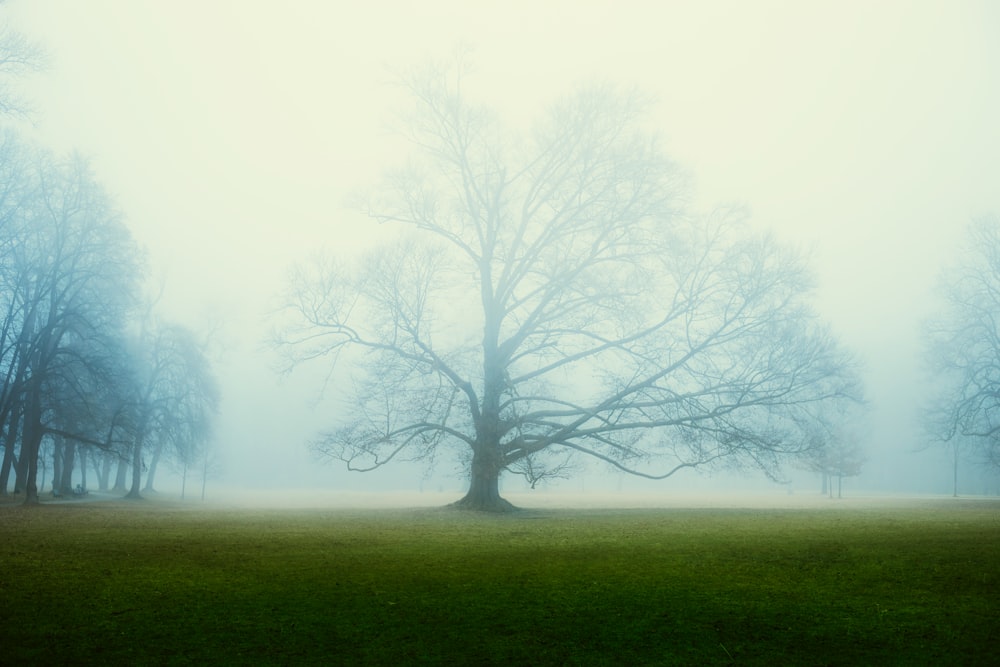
[[1, 498, 998, 665]]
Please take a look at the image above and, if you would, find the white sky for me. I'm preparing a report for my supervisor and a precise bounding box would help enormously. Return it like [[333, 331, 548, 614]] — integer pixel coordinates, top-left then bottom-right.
[[5, 0, 999, 495]]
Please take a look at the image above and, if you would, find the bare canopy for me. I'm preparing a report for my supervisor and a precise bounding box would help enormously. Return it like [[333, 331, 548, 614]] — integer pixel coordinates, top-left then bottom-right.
[[925, 216, 1000, 474], [275, 65, 861, 511]]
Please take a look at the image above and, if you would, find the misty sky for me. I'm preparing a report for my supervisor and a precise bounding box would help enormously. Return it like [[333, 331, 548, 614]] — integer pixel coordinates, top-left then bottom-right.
[[5, 0, 999, 495]]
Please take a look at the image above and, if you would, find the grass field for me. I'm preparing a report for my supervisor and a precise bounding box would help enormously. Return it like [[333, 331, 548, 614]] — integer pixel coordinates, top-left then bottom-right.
[[1, 495, 998, 665]]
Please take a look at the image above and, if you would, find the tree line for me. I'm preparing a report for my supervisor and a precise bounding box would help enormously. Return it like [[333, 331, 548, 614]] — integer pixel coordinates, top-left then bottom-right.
[[0, 25, 218, 505], [0, 131, 219, 504]]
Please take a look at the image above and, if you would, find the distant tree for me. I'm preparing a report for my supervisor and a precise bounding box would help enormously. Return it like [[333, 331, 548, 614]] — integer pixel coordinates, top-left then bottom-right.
[[194, 443, 223, 502], [120, 321, 219, 499], [275, 65, 862, 511], [801, 421, 866, 498], [0, 20, 44, 119], [174, 397, 219, 500], [88, 447, 119, 491], [939, 436, 975, 498], [925, 217, 1000, 491]]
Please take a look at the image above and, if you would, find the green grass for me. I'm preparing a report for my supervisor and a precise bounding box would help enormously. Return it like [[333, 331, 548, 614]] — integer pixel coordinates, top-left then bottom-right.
[[1, 498, 998, 665]]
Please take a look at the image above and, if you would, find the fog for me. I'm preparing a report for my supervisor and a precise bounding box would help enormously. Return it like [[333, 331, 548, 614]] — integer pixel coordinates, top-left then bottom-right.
[[6, 0, 1000, 503]]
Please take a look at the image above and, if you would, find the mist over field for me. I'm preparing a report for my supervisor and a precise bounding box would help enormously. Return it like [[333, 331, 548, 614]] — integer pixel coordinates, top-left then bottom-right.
[[2, 0, 999, 506]]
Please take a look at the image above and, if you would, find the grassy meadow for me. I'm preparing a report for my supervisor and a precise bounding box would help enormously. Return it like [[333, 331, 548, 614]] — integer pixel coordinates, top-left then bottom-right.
[[1, 495, 998, 665]]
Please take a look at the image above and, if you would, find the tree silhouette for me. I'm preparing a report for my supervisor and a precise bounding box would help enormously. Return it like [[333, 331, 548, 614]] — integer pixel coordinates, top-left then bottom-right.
[[277, 66, 861, 511], [925, 216, 1000, 485]]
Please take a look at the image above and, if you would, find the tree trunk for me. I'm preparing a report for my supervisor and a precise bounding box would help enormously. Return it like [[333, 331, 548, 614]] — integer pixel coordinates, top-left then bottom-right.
[[14, 445, 27, 494], [143, 440, 163, 492], [112, 457, 127, 491], [80, 448, 88, 491], [0, 422, 18, 495], [450, 449, 515, 512], [36, 452, 44, 498], [97, 454, 111, 490], [20, 391, 43, 505], [23, 439, 39, 503], [454, 300, 518, 513], [52, 438, 63, 495], [0, 400, 21, 495], [57, 439, 76, 496], [953, 442, 959, 498], [125, 438, 143, 499]]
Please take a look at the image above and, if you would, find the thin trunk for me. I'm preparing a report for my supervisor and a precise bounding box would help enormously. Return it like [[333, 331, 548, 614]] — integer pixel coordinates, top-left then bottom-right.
[[200, 455, 207, 501], [953, 442, 959, 498], [79, 447, 87, 491], [181, 460, 187, 500]]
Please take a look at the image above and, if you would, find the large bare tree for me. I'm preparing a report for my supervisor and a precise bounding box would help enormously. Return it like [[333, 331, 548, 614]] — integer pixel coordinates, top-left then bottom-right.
[[925, 216, 1000, 482], [276, 68, 861, 511]]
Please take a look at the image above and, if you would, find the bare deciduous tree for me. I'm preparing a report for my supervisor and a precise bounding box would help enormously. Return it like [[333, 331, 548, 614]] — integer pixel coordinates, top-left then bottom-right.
[[120, 321, 219, 499], [7, 153, 141, 504], [275, 68, 861, 511], [0, 18, 45, 119], [925, 216, 1000, 486], [800, 418, 866, 499]]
